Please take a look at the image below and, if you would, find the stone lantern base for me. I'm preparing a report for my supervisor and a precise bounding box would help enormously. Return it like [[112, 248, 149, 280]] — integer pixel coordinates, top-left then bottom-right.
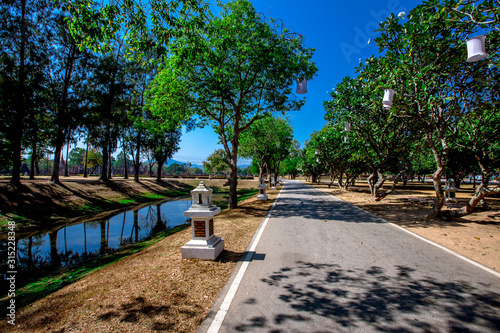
[[181, 236, 224, 260], [257, 193, 268, 200]]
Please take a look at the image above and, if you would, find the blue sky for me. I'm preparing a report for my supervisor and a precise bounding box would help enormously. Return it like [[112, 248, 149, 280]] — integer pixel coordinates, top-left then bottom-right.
[[173, 0, 418, 165]]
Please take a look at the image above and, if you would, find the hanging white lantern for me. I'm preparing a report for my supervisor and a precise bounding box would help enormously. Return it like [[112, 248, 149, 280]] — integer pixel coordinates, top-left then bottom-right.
[[344, 122, 351, 132], [315, 149, 319, 155], [466, 35, 488, 62], [296, 79, 307, 94], [383, 88, 395, 106], [344, 135, 348, 143]]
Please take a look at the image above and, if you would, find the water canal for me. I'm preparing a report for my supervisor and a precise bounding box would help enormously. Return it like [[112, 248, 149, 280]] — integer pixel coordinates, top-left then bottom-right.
[[1, 194, 230, 290]]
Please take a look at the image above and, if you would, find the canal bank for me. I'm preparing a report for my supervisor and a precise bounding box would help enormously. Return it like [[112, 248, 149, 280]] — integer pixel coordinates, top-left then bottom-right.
[[0, 177, 259, 234]]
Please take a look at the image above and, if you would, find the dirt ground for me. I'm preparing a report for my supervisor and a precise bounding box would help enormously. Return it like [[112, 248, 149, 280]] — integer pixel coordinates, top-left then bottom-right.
[[310, 180, 500, 273]]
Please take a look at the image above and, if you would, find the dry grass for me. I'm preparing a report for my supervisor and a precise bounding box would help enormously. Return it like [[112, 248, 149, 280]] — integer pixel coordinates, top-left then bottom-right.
[[0, 188, 280, 333]]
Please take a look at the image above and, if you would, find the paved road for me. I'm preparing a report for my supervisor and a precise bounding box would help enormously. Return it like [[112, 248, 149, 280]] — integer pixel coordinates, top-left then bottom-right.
[[201, 180, 500, 332]]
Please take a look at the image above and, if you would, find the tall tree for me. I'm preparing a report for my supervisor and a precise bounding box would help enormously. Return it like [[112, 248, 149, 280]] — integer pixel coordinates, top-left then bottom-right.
[[48, 12, 91, 183], [1, 0, 52, 183], [145, 127, 182, 182], [164, 0, 317, 208]]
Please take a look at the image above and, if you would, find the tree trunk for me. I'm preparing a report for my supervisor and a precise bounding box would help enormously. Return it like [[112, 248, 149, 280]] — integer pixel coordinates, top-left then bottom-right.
[[83, 138, 89, 178], [229, 163, 238, 209], [123, 137, 128, 179], [100, 130, 110, 182], [64, 138, 70, 177], [372, 170, 387, 199], [30, 134, 37, 180], [156, 161, 164, 182], [426, 133, 447, 222], [133, 135, 141, 182], [367, 171, 376, 195], [11, 0, 27, 185], [51, 142, 63, 183]]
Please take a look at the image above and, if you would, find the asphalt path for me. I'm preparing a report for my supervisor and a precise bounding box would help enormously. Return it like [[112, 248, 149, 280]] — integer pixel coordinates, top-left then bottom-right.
[[200, 180, 500, 333]]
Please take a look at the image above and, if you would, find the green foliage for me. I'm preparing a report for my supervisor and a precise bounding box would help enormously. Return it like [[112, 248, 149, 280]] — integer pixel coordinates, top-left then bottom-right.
[[239, 113, 294, 178], [157, 0, 317, 208], [165, 163, 188, 175], [113, 151, 133, 169], [203, 149, 230, 175], [69, 147, 86, 167]]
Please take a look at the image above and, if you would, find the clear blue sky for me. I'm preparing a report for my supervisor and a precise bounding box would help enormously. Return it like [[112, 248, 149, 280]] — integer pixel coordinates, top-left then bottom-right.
[[173, 0, 418, 165]]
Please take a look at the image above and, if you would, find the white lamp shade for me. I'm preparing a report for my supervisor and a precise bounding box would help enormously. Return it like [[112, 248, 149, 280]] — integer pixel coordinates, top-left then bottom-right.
[[296, 79, 307, 94], [466, 35, 488, 62], [344, 122, 351, 132], [383, 88, 395, 106]]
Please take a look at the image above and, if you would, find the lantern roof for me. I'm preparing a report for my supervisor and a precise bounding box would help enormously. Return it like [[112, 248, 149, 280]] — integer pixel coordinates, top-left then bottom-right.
[[191, 181, 212, 195]]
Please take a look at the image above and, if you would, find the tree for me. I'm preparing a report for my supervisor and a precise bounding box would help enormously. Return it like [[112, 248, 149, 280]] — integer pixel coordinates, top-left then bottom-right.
[[239, 114, 293, 180], [85, 149, 102, 175], [374, 0, 498, 219], [86, 41, 130, 181], [165, 163, 187, 175], [1, 0, 53, 183], [324, 65, 416, 198], [113, 151, 133, 170], [203, 149, 230, 176], [47, 11, 92, 183], [69, 147, 86, 168], [281, 140, 301, 179], [164, 0, 317, 208], [145, 128, 182, 182]]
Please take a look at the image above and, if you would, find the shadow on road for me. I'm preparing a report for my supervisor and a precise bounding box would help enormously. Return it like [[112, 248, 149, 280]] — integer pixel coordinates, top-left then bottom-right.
[[233, 261, 500, 332]]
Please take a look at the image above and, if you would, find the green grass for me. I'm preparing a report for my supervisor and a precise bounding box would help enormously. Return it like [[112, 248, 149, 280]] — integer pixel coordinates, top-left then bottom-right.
[[117, 199, 136, 205]]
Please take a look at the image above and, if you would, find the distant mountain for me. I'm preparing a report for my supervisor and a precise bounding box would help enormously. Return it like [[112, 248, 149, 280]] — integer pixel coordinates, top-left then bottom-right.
[[166, 159, 203, 169]]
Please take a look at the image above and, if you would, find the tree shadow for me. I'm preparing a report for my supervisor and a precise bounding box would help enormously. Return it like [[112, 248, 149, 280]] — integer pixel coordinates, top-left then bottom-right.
[[232, 261, 500, 332], [97, 296, 170, 323]]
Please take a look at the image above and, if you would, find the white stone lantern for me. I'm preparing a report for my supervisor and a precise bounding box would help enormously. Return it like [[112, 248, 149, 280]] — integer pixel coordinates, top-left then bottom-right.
[[444, 179, 459, 202], [383, 89, 395, 107], [344, 122, 351, 132], [466, 35, 488, 62], [256, 178, 268, 200], [270, 176, 277, 190], [296, 79, 307, 94], [182, 181, 224, 260]]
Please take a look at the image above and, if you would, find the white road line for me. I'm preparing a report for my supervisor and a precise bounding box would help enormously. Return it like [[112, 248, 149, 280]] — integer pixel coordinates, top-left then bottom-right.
[[332, 195, 500, 279], [207, 185, 285, 333]]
